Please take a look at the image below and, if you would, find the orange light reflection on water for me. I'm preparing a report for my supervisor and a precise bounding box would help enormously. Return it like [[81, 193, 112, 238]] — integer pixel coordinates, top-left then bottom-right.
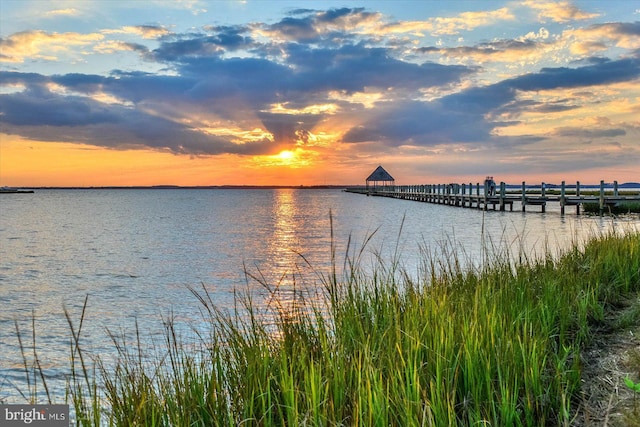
[[263, 189, 324, 321]]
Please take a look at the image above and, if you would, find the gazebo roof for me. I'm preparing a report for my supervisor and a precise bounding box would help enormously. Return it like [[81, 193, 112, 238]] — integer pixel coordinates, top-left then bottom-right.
[[366, 165, 395, 182]]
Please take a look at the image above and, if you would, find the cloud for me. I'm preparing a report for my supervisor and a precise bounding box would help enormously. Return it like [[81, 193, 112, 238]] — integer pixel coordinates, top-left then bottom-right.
[[282, 44, 475, 93], [3, 43, 638, 156], [553, 127, 626, 139], [341, 56, 640, 148], [419, 21, 640, 65], [0, 27, 476, 155], [504, 57, 640, 91], [44, 8, 80, 17], [342, 99, 495, 146], [0, 84, 272, 155], [429, 7, 515, 35], [524, 0, 599, 23], [377, 7, 516, 37], [567, 22, 640, 54], [102, 25, 172, 39], [150, 27, 253, 61], [418, 38, 543, 63], [94, 40, 152, 55], [258, 8, 381, 42], [491, 98, 578, 120], [257, 111, 323, 146], [0, 30, 104, 63], [256, 6, 514, 44], [1, 5, 638, 170]]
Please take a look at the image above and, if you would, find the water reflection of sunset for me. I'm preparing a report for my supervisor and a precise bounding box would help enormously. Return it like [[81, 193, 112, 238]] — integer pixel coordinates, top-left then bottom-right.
[[264, 189, 321, 317], [271, 189, 299, 264]]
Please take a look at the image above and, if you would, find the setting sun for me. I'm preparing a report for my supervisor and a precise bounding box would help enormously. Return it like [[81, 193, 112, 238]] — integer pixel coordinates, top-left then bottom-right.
[[252, 148, 316, 170], [278, 150, 295, 160]]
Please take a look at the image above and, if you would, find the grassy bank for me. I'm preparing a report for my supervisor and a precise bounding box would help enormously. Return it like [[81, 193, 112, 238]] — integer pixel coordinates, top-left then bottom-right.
[[24, 231, 640, 425]]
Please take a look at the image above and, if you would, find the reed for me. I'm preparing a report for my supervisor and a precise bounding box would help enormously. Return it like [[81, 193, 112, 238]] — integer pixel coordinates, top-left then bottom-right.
[[582, 202, 640, 215], [11, 229, 640, 426]]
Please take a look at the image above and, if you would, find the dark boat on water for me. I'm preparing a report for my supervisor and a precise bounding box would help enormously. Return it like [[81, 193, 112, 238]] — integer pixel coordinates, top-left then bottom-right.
[[0, 187, 34, 194]]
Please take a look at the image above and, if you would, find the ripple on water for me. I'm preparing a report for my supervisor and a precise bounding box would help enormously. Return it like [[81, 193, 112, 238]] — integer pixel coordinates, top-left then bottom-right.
[[0, 188, 637, 403]]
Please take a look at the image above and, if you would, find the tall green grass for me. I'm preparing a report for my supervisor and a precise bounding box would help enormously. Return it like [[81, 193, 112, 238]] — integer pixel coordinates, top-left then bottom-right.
[[582, 201, 640, 215], [14, 230, 640, 425]]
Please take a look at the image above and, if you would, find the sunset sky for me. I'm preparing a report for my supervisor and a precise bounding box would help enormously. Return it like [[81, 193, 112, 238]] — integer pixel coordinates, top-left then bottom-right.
[[1, 1, 639, 187]]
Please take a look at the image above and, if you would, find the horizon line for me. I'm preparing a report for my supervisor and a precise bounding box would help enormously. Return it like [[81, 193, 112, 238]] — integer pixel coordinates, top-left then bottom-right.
[[5, 181, 640, 190]]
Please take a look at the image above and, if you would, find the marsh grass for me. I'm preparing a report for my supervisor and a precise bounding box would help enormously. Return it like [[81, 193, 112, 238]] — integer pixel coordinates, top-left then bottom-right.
[[12, 312, 53, 404], [11, 229, 640, 426], [583, 202, 640, 215]]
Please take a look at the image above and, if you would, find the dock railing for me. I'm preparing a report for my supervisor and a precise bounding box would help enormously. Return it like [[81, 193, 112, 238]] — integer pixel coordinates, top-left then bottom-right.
[[345, 180, 640, 215]]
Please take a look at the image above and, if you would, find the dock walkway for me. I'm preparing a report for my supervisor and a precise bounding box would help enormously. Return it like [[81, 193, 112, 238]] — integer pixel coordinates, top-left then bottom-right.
[[345, 180, 640, 215]]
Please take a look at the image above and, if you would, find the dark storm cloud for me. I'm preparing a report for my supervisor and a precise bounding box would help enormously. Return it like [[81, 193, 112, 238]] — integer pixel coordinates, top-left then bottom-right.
[[282, 43, 475, 94], [153, 36, 225, 59], [52, 73, 107, 91], [0, 86, 272, 155], [266, 16, 318, 41], [152, 26, 253, 61], [2, 7, 476, 155], [343, 100, 494, 145], [0, 87, 118, 126], [264, 7, 374, 42], [342, 56, 640, 146], [554, 127, 626, 138], [257, 112, 322, 145], [492, 99, 578, 119], [505, 57, 640, 91], [0, 71, 48, 86], [452, 57, 640, 119], [2, 8, 639, 157], [417, 38, 540, 58], [123, 42, 153, 58]]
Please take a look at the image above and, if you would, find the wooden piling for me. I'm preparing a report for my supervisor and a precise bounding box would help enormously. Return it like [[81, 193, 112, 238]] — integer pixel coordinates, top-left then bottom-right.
[[599, 180, 605, 216], [560, 181, 566, 215], [576, 181, 581, 215]]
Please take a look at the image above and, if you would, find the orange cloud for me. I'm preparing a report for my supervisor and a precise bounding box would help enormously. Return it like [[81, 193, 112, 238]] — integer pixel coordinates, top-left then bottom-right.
[[430, 7, 515, 35], [102, 25, 171, 39], [0, 30, 103, 63], [44, 8, 80, 17], [524, 0, 599, 23], [568, 23, 640, 55], [376, 7, 514, 37], [93, 40, 144, 54]]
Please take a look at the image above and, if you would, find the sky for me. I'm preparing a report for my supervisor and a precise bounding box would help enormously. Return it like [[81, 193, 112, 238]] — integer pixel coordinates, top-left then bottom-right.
[[1, 1, 639, 187]]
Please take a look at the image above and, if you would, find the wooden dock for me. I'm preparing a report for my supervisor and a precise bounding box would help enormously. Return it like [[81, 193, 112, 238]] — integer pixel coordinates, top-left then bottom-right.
[[345, 180, 640, 215]]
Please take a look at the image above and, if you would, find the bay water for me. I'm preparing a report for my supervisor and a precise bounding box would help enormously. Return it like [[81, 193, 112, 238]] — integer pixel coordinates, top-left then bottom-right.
[[1, 188, 637, 403]]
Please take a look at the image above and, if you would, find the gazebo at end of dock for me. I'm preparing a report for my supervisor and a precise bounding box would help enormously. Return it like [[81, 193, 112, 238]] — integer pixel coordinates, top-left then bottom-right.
[[366, 166, 395, 191]]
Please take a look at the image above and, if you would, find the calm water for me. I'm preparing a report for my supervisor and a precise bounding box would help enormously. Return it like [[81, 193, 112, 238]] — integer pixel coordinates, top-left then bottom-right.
[[1, 188, 638, 403]]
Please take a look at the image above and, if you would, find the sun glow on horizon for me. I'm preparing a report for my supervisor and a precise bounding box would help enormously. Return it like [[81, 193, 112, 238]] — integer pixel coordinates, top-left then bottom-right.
[[251, 148, 316, 169], [278, 150, 295, 160]]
